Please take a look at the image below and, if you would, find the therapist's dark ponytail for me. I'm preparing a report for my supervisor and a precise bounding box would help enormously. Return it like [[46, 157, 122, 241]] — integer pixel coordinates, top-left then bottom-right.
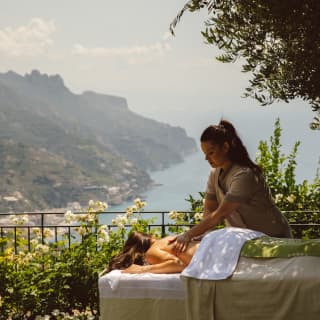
[[106, 231, 152, 272], [201, 119, 261, 173]]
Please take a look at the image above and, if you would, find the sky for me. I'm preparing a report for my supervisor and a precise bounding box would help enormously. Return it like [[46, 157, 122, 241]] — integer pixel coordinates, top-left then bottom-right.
[[0, 0, 319, 180], [0, 0, 254, 120]]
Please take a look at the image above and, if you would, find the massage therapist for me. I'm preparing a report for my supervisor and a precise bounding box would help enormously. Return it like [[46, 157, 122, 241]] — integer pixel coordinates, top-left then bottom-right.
[[172, 119, 292, 253]]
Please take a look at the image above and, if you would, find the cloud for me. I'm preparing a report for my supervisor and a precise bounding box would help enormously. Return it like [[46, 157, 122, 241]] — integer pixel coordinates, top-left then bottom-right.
[[0, 18, 56, 57], [72, 33, 172, 62]]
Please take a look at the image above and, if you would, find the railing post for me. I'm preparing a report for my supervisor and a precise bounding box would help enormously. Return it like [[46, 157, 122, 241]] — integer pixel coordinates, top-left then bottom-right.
[[14, 227, 17, 254], [68, 226, 71, 248], [28, 227, 31, 252], [161, 212, 165, 237], [41, 213, 44, 244], [55, 226, 58, 243], [0, 227, 4, 253]]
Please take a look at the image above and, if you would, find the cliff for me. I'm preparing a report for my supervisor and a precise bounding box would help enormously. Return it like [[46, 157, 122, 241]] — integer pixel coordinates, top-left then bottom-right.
[[0, 70, 197, 211]]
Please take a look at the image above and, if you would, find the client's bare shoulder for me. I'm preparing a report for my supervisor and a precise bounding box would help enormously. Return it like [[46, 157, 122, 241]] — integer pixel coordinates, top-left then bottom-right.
[[153, 236, 199, 266], [156, 236, 176, 249], [145, 236, 179, 265]]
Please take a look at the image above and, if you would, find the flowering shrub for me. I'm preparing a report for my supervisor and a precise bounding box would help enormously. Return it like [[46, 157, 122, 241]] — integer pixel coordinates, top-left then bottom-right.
[[0, 199, 155, 319], [167, 195, 205, 234]]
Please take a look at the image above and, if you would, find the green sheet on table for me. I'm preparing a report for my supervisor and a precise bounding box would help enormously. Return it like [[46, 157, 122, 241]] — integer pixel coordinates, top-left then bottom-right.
[[240, 236, 320, 258]]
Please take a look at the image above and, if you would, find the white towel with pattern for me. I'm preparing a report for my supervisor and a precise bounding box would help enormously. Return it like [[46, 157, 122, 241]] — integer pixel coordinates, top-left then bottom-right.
[[181, 227, 265, 280]]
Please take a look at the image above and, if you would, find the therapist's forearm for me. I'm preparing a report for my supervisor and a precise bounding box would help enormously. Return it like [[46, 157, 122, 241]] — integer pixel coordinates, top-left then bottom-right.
[[187, 200, 241, 239], [203, 199, 218, 219]]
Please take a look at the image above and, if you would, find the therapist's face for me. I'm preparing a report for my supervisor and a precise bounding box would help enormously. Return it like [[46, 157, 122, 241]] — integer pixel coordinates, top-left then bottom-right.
[[201, 141, 230, 169]]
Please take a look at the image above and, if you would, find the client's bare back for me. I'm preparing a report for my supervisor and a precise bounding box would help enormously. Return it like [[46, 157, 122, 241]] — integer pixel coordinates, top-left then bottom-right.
[[154, 236, 199, 266]]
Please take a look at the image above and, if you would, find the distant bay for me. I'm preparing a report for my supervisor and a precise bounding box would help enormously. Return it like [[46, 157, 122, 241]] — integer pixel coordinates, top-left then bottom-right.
[[99, 151, 208, 225]]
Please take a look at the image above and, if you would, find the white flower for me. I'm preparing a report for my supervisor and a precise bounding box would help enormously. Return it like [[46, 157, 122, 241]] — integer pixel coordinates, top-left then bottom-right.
[[9, 214, 29, 225], [51, 309, 60, 317], [20, 215, 29, 224], [100, 202, 108, 210], [117, 222, 124, 229], [87, 213, 96, 222], [134, 198, 146, 210], [64, 210, 76, 223], [18, 251, 26, 258], [43, 228, 54, 239], [286, 194, 296, 204], [128, 205, 138, 212], [178, 212, 186, 220], [100, 229, 109, 238], [275, 193, 284, 204], [32, 227, 41, 237], [116, 214, 128, 225], [169, 210, 178, 220], [72, 309, 81, 316], [177, 212, 185, 220], [24, 252, 34, 263], [97, 231, 110, 244], [9, 215, 19, 224], [88, 199, 95, 207], [30, 239, 39, 246], [35, 244, 50, 253], [76, 213, 87, 222], [194, 212, 203, 221], [126, 207, 134, 217], [98, 225, 110, 241], [170, 211, 185, 220], [75, 226, 87, 236], [97, 238, 104, 245], [98, 225, 108, 233]]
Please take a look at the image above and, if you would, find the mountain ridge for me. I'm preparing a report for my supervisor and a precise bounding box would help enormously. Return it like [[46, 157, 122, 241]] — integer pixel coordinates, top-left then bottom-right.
[[0, 70, 197, 212]]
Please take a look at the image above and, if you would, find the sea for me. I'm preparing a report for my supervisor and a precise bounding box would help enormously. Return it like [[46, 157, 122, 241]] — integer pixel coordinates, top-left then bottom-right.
[[99, 150, 209, 225]]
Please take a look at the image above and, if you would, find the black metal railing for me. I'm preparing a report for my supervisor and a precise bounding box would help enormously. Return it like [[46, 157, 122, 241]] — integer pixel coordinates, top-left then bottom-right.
[[1, 210, 319, 254], [0, 211, 190, 254]]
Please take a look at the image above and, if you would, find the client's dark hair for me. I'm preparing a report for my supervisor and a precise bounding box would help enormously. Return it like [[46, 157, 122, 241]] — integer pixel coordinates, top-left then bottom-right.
[[107, 231, 152, 272], [200, 119, 261, 172]]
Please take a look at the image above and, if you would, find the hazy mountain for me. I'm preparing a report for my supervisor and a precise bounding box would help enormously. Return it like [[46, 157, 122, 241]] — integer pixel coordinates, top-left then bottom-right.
[[0, 70, 197, 212]]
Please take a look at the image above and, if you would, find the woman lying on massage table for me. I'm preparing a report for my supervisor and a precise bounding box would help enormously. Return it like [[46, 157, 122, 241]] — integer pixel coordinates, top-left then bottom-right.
[[106, 231, 200, 274]]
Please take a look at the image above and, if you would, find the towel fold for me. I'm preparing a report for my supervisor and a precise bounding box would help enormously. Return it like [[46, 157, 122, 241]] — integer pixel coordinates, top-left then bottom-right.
[[102, 269, 122, 290], [181, 227, 265, 280]]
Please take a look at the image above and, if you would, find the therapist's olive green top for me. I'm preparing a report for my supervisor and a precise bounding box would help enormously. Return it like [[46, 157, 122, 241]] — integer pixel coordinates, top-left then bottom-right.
[[205, 164, 292, 238]]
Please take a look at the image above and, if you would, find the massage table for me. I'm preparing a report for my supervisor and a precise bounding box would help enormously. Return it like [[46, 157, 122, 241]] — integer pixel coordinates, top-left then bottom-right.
[[99, 271, 185, 320], [99, 229, 320, 320]]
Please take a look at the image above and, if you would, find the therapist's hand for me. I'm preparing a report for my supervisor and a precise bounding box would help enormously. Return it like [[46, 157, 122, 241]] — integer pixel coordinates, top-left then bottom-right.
[[168, 232, 191, 254]]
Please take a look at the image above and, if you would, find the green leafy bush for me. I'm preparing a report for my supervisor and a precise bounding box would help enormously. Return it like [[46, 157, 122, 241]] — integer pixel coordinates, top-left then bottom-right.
[[256, 118, 320, 238], [0, 199, 155, 319]]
